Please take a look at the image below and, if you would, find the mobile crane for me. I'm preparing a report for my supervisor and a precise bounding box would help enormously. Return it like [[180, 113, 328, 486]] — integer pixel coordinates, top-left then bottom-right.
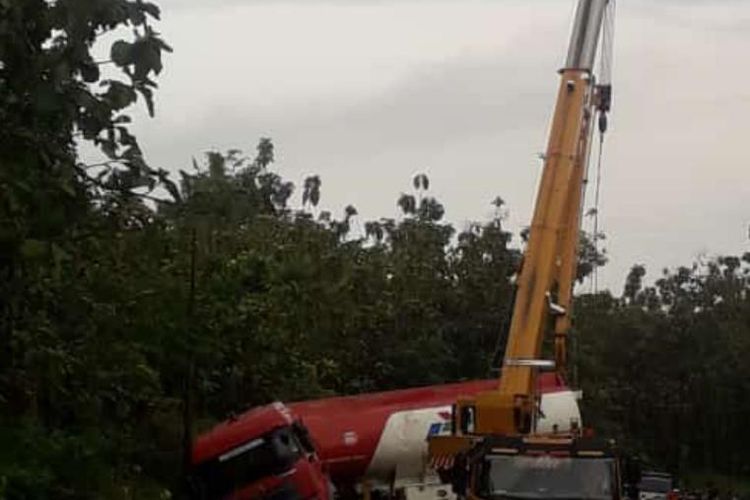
[[189, 2, 620, 499], [428, 0, 623, 498]]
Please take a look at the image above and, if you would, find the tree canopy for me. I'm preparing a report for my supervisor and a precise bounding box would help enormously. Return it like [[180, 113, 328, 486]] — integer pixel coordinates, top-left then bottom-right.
[[2, 0, 750, 498]]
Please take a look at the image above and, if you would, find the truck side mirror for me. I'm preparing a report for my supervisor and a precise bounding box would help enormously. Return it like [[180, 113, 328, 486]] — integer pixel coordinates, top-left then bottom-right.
[[292, 421, 317, 455]]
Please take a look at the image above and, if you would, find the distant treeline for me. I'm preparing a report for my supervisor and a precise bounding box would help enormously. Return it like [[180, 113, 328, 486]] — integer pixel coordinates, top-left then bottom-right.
[[2, 0, 750, 497]]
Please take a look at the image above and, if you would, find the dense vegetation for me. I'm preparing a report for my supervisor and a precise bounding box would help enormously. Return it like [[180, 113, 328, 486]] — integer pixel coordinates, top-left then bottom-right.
[[578, 259, 750, 482], [2, 0, 749, 498]]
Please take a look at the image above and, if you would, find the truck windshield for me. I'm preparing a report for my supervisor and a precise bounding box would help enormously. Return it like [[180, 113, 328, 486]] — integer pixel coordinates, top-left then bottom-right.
[[190, 426, 302, 499], [639, 477, 671, 493], [481, 455, 615, 500]]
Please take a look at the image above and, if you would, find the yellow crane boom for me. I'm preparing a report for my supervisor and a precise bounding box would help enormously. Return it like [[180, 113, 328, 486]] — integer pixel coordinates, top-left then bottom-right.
[[474, 0, 611, 437], [429, 0, 614, 469]]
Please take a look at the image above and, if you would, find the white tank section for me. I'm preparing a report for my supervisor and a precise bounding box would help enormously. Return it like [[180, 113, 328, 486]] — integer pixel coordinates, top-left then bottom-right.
[[364, 391, 582, 487], [537, 390, 583, 434]]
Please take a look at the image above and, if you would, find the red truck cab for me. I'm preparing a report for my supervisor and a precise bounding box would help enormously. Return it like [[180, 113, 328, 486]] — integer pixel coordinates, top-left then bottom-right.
[[190, 402, 332, 500]]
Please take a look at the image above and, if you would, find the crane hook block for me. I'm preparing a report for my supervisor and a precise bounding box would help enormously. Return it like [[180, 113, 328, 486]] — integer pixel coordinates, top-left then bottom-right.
[[596, 84, 612, 112]]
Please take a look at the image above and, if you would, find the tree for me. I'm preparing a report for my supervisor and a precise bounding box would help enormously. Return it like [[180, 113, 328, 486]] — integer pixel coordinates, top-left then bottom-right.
[[576, 256, 750, 479], [0, 0, 174, 496], [3, 2, 749, 491]]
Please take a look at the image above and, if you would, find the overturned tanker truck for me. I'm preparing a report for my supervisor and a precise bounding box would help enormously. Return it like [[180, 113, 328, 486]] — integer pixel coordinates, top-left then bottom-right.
[[189, 373, 581, 500]]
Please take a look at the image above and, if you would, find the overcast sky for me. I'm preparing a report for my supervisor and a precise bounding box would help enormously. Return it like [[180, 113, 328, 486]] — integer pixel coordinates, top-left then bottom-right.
[[111, 0, 750, 292]]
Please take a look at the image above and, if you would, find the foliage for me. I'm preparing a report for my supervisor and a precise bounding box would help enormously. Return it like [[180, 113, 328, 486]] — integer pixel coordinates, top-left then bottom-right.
[[0, 0, 174, 496], [576, 256, 750, 479], [2, 0, 750, 496]]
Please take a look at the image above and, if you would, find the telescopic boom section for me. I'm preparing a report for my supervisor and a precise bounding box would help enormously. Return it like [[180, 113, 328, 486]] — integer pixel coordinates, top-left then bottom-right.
[[471, 0, 610, 437]]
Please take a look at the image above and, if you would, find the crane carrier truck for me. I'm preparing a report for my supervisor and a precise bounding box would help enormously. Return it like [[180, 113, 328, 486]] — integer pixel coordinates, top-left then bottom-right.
[[427, 1, 626, 499]]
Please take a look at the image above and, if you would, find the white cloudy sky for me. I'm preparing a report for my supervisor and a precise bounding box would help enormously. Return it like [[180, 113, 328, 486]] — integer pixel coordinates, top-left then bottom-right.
[[111, 0, 750, 292]]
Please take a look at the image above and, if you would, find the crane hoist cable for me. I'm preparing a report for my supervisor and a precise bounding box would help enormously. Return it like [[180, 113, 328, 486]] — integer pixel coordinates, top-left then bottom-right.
[[591, 0, 614, 293], [592, 126, 605, 293]]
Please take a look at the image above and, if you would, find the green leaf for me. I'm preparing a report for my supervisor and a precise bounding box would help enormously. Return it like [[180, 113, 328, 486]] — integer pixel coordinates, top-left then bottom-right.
[[20, 239, 47, 260], [136, 85, 155, 117], [80, 61, 100, 83], [126, 3, 146, 24], [117, 126, 136, 146], [110, 40, 133, 67], [101, 138, 117, 159], [103, 81, 137, 110], [142, 2, 161, 20], [148, 46, 163, 75], [157, 37, 174, 53], [132, 40, 163, 80], [163, 178, 181, 202]]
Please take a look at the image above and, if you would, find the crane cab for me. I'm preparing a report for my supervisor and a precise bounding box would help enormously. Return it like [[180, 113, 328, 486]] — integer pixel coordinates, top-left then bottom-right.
[[469, 435, 623, 500]]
